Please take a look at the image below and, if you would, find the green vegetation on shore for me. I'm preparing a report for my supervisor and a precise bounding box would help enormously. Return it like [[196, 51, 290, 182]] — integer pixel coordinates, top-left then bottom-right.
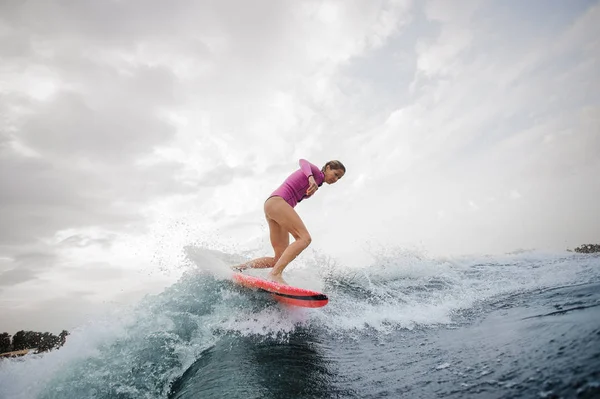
[[572, 243, 600, 254], [0, 330, 69, 357]]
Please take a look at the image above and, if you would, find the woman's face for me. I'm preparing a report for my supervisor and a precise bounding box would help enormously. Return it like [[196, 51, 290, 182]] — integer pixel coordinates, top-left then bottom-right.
[[324, 166, 345, 184]]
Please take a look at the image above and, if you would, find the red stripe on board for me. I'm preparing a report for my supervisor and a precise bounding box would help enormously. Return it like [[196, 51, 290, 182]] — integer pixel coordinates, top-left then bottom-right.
[[232, 272, 329, 308]]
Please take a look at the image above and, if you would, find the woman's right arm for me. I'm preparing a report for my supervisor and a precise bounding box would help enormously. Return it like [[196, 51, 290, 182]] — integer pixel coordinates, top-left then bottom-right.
[[299, 159, 314, 177], [299, 159, 319, 196]]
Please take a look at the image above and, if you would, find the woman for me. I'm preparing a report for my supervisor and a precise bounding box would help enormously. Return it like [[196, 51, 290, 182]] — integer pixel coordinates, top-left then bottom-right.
[[234, 159, 346, 284]]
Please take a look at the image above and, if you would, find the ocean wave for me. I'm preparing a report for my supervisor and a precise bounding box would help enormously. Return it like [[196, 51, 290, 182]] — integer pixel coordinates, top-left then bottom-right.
[[1, 247, 598, 399]]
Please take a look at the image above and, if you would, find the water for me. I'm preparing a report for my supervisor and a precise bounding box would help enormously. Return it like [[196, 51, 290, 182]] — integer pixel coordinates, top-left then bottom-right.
[[1, 249, 599, 399]]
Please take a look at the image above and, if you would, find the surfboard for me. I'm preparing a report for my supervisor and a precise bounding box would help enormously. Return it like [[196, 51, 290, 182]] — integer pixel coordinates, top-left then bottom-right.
[[232, 272, 329, 308]]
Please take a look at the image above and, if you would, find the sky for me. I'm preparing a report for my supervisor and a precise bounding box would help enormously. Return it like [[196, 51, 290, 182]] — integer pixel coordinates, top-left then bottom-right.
[[1, 0, 599, 333]]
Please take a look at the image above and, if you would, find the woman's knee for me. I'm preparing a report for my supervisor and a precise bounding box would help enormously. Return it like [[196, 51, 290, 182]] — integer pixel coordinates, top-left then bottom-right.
[[296, 233, 312, 248]]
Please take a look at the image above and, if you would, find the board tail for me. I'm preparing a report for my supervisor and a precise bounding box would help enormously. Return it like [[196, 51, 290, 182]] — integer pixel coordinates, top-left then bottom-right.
[[269, 291, 329, 308]]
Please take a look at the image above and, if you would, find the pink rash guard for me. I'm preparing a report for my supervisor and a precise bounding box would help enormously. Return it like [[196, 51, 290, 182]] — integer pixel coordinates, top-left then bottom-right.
[[269, 159, 325, 208]]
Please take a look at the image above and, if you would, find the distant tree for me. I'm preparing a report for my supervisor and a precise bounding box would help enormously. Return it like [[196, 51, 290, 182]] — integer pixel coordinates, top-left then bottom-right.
[[34, 330, 70, 353], [37, 332, 58, 353], [12, 331, 43, 350], [0, 332, 11, 353], [23, 331, 42, 348], [574, 244, 600, 253], [12, 330, 27, 351], [33, 332, 42, 347], [7, 329, 70, 353], [58, 330, 70, 348]]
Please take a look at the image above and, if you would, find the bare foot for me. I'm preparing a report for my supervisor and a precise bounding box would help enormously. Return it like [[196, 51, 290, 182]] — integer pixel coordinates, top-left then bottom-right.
[[231, 263, 249, 272], [268, 272, 288, 285]]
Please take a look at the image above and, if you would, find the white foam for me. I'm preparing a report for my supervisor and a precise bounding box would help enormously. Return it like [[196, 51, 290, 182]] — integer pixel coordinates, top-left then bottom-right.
[[2, 248, 597, 398], [436, 362, 451, 370], [308, 248, 600, 333], [183, 246, 240, 280]]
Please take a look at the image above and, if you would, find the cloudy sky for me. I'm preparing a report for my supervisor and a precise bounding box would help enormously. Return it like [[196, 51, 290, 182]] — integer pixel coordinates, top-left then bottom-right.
[[1, 0, 599, 333]]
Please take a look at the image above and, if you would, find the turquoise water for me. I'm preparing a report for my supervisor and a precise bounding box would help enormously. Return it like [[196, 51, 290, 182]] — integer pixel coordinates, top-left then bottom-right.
[[1, 250, 599, 399]]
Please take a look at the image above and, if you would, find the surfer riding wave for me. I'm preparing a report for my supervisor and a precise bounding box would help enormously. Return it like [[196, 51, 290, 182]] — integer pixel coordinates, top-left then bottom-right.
[[233, 159, 346, 284]]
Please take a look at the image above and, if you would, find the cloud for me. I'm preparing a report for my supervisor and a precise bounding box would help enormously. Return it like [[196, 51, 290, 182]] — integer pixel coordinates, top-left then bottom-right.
[[20, 90, 175, 160], [0, 267, 39, 287], [304, 1, 600, 258], [415, 0, 479, 77], [0, 252, 57, 289]]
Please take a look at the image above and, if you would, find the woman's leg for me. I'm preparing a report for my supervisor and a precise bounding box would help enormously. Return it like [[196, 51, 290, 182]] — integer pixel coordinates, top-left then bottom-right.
[[238, 216, 289, 269], [231, 198, 290, 271], [264, 197, 312, 279]]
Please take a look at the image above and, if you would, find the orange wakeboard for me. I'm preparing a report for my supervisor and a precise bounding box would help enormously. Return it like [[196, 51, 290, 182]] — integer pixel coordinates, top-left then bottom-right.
[[232, 272, 328, 308]]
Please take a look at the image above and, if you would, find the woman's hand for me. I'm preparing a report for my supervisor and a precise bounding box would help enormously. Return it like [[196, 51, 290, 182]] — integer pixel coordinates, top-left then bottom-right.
[[306, 175, 318, 196]]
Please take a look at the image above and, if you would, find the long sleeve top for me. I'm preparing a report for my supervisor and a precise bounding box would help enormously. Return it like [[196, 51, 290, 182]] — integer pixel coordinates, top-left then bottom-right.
[[269, 159, 324, 208]]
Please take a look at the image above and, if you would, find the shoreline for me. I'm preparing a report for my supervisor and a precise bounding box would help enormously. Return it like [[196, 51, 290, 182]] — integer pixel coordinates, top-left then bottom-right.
[[0, 349, 31, 359]]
